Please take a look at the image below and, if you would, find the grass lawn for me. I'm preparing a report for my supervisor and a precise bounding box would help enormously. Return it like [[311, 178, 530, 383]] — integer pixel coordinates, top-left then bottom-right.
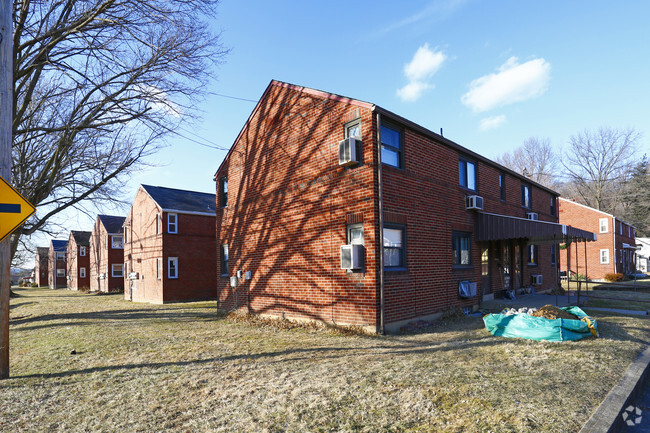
[[2, 288, 650, 432]]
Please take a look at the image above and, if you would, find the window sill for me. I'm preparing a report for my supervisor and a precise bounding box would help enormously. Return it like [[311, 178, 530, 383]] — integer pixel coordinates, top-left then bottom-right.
[[384, 267, 408, 272], [452, 265, 473, 270], [527, 263, 538, 267]]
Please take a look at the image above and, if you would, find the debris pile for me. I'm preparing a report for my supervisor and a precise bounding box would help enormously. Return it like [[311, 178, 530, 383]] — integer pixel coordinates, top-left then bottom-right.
[[531, 305, 579, 320]]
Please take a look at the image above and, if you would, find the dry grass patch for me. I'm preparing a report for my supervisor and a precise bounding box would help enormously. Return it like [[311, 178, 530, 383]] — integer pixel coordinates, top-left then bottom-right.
[[2, 288, 650, 432]]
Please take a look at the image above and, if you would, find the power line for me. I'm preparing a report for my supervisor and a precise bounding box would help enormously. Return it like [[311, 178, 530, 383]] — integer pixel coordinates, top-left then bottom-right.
[[212, 92, 259, 103]]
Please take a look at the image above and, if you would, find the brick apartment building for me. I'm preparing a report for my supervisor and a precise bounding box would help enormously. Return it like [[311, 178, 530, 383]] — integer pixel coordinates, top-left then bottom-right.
[[214, 80, 595, 333], [34, 247, 49, 287], [66, 230, 91, 290], [559, 198, 637, 279], [89, 214, 126, 293], [48, 239, 68, 289], [123, 185, 217, 303]]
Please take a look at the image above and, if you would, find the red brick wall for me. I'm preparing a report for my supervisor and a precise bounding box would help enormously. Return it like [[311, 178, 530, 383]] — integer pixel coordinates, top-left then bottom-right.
[[66, 235, 90, 290], [216, 82, 379, 327], [216, 81, 561, 330], [559, 199, 637, 279], [124, 188, 217, 303], [34, 250, 48, 287], [90, 217, 125, 293], [48, 245, 67, 289]]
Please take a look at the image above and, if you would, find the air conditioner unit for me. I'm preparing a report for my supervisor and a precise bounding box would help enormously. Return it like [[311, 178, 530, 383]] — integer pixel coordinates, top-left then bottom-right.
[[526, 212, 539, 220], [340, 244, 364, 270], [128, 272, 139, 280], [338, 138, 361, 167], [466, 195, 484, 210], [531, 274, 543, 285]]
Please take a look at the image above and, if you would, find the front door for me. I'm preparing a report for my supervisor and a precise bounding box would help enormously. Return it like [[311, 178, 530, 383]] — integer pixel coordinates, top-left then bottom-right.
[[513, 243, 522, 291], [481, 245, 492, 299]]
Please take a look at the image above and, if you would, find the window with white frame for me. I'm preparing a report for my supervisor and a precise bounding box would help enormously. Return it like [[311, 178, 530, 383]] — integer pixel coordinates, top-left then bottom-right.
[[384, 226, 406, 268], [600, 249, 609, 264], [80, 267, 86, 278], [111, 235, 124, 249], [599, 218, 608, 233], [80, 246, 86, 256], [112, 264, 124, 278], [521, 184, 531, 208], [168, 257, 178, 279], [157, 258, 162, 280], [168, 213, 178, 234], [156, 213, 162, 234], [56, 252, 65, 260], [57, 268, 65, 277]]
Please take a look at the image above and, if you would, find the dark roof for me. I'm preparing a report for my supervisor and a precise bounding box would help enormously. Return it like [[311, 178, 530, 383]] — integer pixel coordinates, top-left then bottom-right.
[[141, 185, 216, 215], [475, 212, 597, 244], [98, 215, 126, 234], [70, 230, 92, 246], [51, 240, 68, 252], [37, 247, 49, 257]]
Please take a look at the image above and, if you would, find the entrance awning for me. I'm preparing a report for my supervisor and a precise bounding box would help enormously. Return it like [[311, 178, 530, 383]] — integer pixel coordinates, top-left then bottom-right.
[[475, 212, 597, 244]]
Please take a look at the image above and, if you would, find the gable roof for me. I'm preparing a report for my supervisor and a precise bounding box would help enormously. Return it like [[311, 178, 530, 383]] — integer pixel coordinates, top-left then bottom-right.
[[51, 240, 68, 252], [558, 198, 636, 228], [98, 215, 126, 234], [70, 230, 92, 246], [141, 185, 216, 216], [214, 79, 559, 197], [37, 247, 49, 257]]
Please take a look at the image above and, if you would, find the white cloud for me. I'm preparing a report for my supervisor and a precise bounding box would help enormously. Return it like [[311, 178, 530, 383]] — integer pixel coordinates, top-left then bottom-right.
[[397, 44, 446, 102], [479, 115, 507, 131], [461, 57, 551, 112], [396, 81, 432, 102]]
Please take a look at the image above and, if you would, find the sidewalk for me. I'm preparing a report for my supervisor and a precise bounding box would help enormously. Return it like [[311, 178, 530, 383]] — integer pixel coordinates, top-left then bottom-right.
[[481, 292, 582, 311]]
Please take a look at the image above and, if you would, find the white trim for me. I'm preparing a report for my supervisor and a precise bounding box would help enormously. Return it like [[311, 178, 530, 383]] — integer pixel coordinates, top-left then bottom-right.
[[160, 208, 216, 217], [111, 264, 124, 278], [168, 257, 178, 279], [167, 212, 178, 234], [600, 249, 610, 264]]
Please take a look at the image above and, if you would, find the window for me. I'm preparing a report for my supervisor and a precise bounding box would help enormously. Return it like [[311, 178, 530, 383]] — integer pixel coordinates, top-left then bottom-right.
[[380, 123, 403, 168], [124, 262, 129, 277], [156, 213, 162, 234], [56, 252, 65, 260], [79, 246, 86, 256], [499, 173, 506, 201], [347, 223, 364, 245], [157, 258, 162, 280], [57, 268, 65, 277], [80, 267, 86, 278], [527, 245, 538, 265], [550, 245, 556, 266], [124, 227, 128, 244], [168, 257, 178, 279], [168, 213, 178, 234], [219, 177, 228, 208], [111, 235, 124, 249], [629, 226, 632, 237], [112, 264, 124, 278], [619, 222, 623, 235], [599, 218, 608, 233], [383, 226, 405, 268], [220, 245, 229, 276], [600, 249, 609, 264], [550, 196, 556, 216], [459, 158, 477, 191], [521, 184, 531, 208], [345, 119, 361, 139], [452, 231, 472, 266]]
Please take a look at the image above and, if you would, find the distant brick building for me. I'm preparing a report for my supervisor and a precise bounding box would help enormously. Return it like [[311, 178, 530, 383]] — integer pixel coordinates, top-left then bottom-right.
[[214, 80, 595, 333], [559, 198, 637, 279], [48, 239, 68, 289], [34, 247, 49, 287], [66, 231, 91, 290], [89, 215, 126, 293], [123, 185, 217, 303]]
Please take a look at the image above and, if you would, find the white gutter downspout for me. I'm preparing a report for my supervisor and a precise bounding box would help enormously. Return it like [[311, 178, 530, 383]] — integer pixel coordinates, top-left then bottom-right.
[[613, 216, 617, 273], [376, 111, 385, 335]]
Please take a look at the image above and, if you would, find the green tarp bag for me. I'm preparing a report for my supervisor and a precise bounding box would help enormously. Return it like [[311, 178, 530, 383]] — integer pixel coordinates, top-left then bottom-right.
[[483, 306, 598, 342]]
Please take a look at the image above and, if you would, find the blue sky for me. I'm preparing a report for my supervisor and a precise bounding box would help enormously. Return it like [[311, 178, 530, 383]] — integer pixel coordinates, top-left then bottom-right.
[[33, 0, 650, 248]]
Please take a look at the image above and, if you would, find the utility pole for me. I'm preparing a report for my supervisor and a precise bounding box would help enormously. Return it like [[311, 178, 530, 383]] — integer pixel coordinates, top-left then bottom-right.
[[1, 0, 13, 379]]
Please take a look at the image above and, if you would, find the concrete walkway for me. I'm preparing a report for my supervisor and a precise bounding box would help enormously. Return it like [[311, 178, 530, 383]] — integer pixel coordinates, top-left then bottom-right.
[[481, 292, 583, 311]]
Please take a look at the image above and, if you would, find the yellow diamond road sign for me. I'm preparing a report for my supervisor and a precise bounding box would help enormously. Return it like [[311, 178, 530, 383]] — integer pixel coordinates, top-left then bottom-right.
[[0, 176, 36, 242]]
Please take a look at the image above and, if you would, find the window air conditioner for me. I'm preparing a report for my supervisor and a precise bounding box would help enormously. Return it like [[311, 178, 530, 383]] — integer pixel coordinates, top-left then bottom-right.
[[531, 274, 543, 285], [128, 272, 139, 280], [338, 138, 361, 167], [466, 195, 484, 210], [340, 244, 364, 270], [526, 212, 539, 220]]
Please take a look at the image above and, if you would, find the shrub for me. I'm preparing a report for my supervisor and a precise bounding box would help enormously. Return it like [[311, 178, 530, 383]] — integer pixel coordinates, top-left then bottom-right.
[[31, 282, 38, 288], [604, 273, 624, 282]]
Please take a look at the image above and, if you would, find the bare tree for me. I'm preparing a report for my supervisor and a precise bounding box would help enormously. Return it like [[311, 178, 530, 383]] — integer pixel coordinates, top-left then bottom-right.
[[561, 127, 640, 212], [10, 0, 228, 260], [495, 137, 559, 189]]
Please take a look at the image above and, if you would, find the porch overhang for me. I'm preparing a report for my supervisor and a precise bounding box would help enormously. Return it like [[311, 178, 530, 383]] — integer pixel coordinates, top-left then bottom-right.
[[475, 212, 597, 244]]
